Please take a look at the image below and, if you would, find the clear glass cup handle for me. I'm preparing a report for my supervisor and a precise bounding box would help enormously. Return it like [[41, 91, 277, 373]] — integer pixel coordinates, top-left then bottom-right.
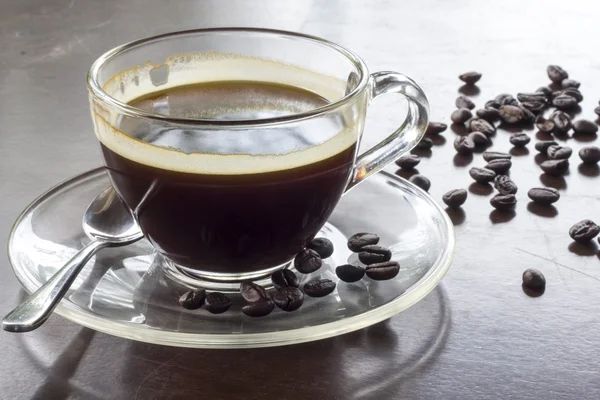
[[346, 71, 429, 191]]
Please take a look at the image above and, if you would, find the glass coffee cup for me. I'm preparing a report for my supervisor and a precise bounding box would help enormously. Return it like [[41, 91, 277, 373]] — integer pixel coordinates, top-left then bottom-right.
[[87, 28, 429, 283]]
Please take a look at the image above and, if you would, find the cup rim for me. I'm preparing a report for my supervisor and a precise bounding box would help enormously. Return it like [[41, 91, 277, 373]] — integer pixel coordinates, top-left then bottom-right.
[[87, 28, 370, 127]]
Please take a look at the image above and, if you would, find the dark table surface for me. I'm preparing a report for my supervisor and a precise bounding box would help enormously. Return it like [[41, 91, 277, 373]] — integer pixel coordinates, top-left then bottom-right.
[[2, 0, 600, 399]]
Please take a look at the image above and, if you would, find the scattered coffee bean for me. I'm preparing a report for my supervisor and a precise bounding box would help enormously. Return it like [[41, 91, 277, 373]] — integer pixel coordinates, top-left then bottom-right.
[[451, 108, 473, 124], [551, 111, 572, 133], [307, 237, 334, 259], [271, 269, 299, 289], [456, 95, 475, 110], [303, 279, 336, 298], [476, 108, 501, 123], [540, 159, 569, 176], [442, 189, 468, 208], [521, 101, 545, 113], [561, 78, 580, 88], [459, 71, 482, 85], [336, 264, 365, 282], [469, 131, 492, 146], [416, 137, 434, 149], [535, 115, 555, 133], [469, 167, 496, 184], [358, 245, 392, 265], [454, 136, 475, 155], [547, 145, 572, 160], [495, 93, 518, 106], [425, 122, 447, 135], [365, 261, 401, 281], [594, 106, 600, 116], [534, 140, 558, 155], [468, 118, 496, 135], [509, 133, 531, 148], [490, 194, 517, 211], [498, 105, 524, 124], [560, 88, 583, 103], [569, 219, 600, 243], [294, 248, 322, 274], [347, 232, 380, 252], [536, 86, 553, 101], [272, 286, 304, 312], [485, 100, 501, 109], [179, 289, 206, 310], [204, 292, 232, 314], [395, 154, 421, 170], [495, 175, 518, 195], [527, 187, 560, 205], [482, 151, 511, 162], [409, 174, 431, 192], [517, 92, 547, 104], [242, 299, 275, 317], [240, 281, 269, 303], [572, 119, 598, 135], [518, 105, 536, 123], [547, 65, 568, 83], [485, 159, 512, 174], [579, 146, 600, 164], [522, 269, 546, 292], [552, 94, 578, 110]]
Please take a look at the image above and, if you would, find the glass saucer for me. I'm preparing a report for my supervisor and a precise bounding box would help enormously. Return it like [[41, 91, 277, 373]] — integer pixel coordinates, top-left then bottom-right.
[[7, 168, 454, 348]]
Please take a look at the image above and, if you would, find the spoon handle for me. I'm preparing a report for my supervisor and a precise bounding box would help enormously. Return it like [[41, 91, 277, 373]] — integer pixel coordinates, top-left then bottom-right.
[[2, 239, 108, 333]]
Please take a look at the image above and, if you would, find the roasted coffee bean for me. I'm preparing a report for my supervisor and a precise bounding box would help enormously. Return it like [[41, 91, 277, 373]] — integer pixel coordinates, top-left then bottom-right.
[[456, 95, 475, 110], [459, 71, 482, 84], [482, 151, 511, 162], [454, 136, 475, 155], [416, 137, 434, 149], [451, 108, 473, 124], [365, 261, 401, 281], [336, 264, 365, 282], [518, 105, 536, 122], [476, 108, 501, 123], [536, 86, 554, 101], [534, 140, 558, 155], [520, 101, 545, 113], [469, 167, 496, 184], [547, 145, 572, 160], [509, 133, 531, 148], [594, 106, 600, 116], [242, 299, 275, 317], [469, 131, 491, 146], [409, 174, 431, 192], [522, 269, 546, 292], [579, 146, 600, 164], [395, 154, 421, 170], [294, 248, 322, 274], [498, 105, 524, 124], [495, 93, 518, 106], [204, 292, 232, 314], [485, 159, 512, 174], [517, 92, 547, 104], [272, 286, 304, 312], [547, 65, 568, 84], [485, 100, 501, 109], [490, 194, 517, 211], [494, 175, 518, 195], [561, 78, 580, 89], [468, 118, 496, 135], [179, 289, 206, 310], [540, 159, 569, 176], [425, 122, 447, 135], [560, 88, 583, 103], [552, 94, 578, 110], [527, 187, 560, 205], [358, 245, 392, 265], [535, 115, 554, 133], [303, 279, 336, 298], [442, 189, 468, 208], [271, 269, 299, 289], [551, 110, 572, 132], [240, 281, 269, 303], [308, 237, 334, 258], [347, 232, 380, 252], [572, 119, 598, 135], [569, 219, 600, 243]]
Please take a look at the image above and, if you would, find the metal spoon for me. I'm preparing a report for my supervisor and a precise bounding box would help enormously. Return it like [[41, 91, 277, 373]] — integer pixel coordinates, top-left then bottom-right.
[[3, 186, 143, 332]]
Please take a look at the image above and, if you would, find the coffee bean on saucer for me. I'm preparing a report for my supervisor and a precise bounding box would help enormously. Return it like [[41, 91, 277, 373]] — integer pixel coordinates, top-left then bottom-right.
[[468, 118, 496, 135], [240, 281, 269, 303], [442, 189, 468, 208], [451, 108, 472, 124], [579, 146, 600, 164], [335, 264, 365, 282], [395, 154, 421, 170], [535, 140, 558, 155], [456, 95, 475, 110], [522, 269, 546, 292], [551, 111, 572, 132], [179, 289, 206, 310], [561, 78, 580, 88], [528, 187, 560, 205], [498, 105, 524, 124], [547, 65, 568, 83], [307, 237, 334, 258], [509, 133, 531, 147], [482, 151, 511, 162], [358, 245, 392, 265], [242, 299, 275, 317], [416, 137, 434, 150], [409, 174, 431, 192], [572, 119, 598, 135], [469, 131, 491, 147], [485, 159, 512, 174], [547, 145, 572, 160], [347, 232, 380, 252], [271, 269, 299, 289], [476, 108, 501, 123], [459, 71, 482, 84], [469, 167, 496, 184], [535, 115, 555, 133], [272, 287, 304, 312], [560, 88, 583, 103], [426, 122, 448, 135], [294, 248, 322, 274], [204, 292, 232, 314], [540, 159, 569, 176], [365, 261, 401, 281], [569, 220, 600, 243], [494, 175, 518, 195], [303, 279, 336, 297], [552, 94, 578, 110], [454, 136, 475, 155], [490, 194, 517, 211]]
